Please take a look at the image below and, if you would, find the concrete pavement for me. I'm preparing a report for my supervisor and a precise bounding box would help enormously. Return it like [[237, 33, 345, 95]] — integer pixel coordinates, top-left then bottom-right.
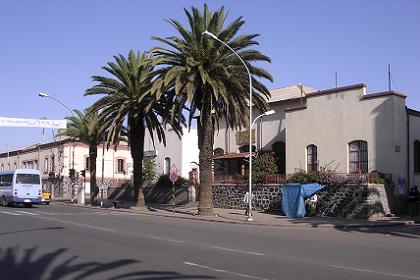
[[53, 200, 420, 229]]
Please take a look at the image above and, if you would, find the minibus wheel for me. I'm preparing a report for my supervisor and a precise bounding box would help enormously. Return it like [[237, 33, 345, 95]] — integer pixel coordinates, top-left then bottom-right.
[[24, 203, 32, 208]]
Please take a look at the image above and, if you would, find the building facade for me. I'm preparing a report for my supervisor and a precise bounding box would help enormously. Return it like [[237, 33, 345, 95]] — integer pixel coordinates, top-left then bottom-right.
[[0, 128, 199, 196], [213, 83, 420, 192]]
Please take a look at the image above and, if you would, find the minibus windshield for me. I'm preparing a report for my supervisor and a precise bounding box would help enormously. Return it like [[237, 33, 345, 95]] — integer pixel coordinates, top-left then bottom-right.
[[16, 174, 40, 184]]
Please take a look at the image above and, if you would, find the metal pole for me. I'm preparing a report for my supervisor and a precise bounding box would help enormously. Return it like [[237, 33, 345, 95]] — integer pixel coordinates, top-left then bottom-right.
[[100, 132, 105, 207], [38, 92, 75, 201], [202, 31, 254, 221]]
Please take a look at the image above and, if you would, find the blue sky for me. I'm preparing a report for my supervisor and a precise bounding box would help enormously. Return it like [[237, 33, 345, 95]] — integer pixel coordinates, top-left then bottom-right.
[[1, 0, 419, 152]]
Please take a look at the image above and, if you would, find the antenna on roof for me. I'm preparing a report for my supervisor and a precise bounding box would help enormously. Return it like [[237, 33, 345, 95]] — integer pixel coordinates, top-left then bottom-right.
[[388, 64, 392, 91], [335, 72, 338, 88], [299, 83, 303, 105]]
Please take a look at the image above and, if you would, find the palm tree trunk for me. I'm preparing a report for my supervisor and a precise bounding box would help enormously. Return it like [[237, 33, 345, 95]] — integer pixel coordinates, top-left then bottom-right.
[[89, 146, 98, 205], [197, 97, 214, 216], [130, 119, 146, 207]]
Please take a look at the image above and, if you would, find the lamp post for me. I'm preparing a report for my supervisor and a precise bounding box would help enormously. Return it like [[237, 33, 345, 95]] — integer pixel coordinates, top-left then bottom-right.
[[0, 139, 10, 162], [202, 31, 273, 221], [38, 92, 75, 168], [38, 93, 75, 116], [0, 138, 9, 160], [38, 92, 78, 202]]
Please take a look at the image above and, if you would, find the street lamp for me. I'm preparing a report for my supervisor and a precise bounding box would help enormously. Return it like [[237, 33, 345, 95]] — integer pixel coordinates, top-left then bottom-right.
[[38, 92, 75, 116], [202, 30, 273, 221], [37, 91, 75, 167], [38, 92, 79, 202], [0, 138, 9, 160]]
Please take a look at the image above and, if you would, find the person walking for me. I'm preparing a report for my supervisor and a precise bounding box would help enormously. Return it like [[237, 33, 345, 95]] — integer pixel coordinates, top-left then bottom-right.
[[413, 186, 419, 216], [243, 191, 254, 216], [408, 187, 419, 216]]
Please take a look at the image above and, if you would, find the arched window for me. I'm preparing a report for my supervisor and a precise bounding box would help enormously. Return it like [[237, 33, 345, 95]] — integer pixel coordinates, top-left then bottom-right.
[[307, 144, 317, 172], [414, 140, 420, 173], [164, 157, 171, 175], [272, 141, 285, 174], [349, 140, 368, 174]]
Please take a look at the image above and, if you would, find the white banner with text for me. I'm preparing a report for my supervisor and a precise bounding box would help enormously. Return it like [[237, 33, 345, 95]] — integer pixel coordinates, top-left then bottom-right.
[[0, 117, 67, 129]]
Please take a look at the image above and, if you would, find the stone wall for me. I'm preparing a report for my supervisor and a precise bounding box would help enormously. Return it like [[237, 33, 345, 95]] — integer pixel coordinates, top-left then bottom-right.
[[212, 183, 392, 219], [212, 184, 282, 211], [316, 184, 391, 219]]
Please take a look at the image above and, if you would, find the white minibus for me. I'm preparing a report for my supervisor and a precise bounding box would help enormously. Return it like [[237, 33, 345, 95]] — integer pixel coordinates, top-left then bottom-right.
[[0, 169, 42, 207]]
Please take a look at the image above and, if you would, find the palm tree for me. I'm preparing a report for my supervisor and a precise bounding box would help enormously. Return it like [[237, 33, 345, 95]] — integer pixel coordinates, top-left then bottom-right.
[[85, 50, 182, 207], [151, 4, 273, 216], [59, 109, 106, 205]]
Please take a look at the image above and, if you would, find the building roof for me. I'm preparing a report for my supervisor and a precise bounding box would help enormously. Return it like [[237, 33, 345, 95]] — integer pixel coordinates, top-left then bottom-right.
[[268, 84, 317, 103]]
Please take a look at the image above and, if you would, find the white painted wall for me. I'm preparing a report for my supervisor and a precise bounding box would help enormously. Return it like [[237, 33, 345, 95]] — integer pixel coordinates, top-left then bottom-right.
[[144, 128, 199, 179], [286, 86, 408, 186]]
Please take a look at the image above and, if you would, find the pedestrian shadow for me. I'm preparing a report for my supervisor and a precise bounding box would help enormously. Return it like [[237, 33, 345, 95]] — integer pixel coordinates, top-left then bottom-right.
[[0, 246, 215, 280]]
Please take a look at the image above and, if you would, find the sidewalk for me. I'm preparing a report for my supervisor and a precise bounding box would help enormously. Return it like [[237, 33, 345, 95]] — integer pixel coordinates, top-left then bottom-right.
[[53, 200, 420, 229]]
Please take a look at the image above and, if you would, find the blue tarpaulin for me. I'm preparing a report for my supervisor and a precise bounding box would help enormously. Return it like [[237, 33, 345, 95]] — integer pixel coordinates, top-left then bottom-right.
[[282, 183, 325, 218]]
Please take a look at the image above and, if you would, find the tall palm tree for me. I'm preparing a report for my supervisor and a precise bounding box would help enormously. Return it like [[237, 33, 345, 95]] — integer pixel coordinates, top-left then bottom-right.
[[85, 50, 182, 207], [151, 4, 273, 216], [59, 109, 106, 205]]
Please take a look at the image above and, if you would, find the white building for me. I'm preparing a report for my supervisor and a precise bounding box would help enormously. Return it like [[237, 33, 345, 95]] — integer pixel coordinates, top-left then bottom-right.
[[0, 128, 199, 196]]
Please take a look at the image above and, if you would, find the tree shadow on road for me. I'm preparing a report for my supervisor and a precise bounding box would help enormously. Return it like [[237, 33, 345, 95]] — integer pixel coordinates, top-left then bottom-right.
[[279, 216, 420, 239], [0, 246, 215, 280]]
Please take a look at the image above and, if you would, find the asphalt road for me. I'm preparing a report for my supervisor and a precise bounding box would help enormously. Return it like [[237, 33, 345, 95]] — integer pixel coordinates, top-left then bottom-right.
[[1, 204, 420, 280]]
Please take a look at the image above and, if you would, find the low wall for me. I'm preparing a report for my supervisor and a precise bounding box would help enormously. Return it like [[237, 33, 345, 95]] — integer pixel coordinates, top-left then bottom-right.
[[316, 184, 391, 219], [212, 183, 392, 219], [106, 185, 194, 205], [212, 184, 282, 211]]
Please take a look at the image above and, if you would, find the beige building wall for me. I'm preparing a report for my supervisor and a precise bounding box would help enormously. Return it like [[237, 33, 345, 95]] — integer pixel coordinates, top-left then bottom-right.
[[286, 84, 408, 186], [408, 111, 420, 188], [213, 98, 302, 153]]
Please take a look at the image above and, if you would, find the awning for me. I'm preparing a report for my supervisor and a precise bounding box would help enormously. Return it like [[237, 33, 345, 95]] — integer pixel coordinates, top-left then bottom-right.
[[213, 152, 255, 160]]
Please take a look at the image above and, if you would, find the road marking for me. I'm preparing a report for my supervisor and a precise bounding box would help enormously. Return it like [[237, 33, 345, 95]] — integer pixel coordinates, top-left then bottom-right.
[[149, 236, 186, 243], [15, 211, 40, 215], [330, 265, 420, 280], [34, 211, 60, 216], [1, 211, 22, 216], [183, 261, 271, 280], [32, 216, 115, 232], [212, 246, 264, 256]]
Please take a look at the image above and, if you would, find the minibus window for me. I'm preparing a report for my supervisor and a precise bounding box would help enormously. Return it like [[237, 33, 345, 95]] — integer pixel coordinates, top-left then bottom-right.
[[16, 174, 40, 184]]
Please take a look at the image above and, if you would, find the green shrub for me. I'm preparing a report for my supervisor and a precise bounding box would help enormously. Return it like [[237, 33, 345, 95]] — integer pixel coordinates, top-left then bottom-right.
[[154, 174, 188, 189], [286, 161, 343, 185], [143, 158, 158, 181], [250, 152, 278, 183], [286, 162, 389, 186], [368, 171, 387, 185]]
